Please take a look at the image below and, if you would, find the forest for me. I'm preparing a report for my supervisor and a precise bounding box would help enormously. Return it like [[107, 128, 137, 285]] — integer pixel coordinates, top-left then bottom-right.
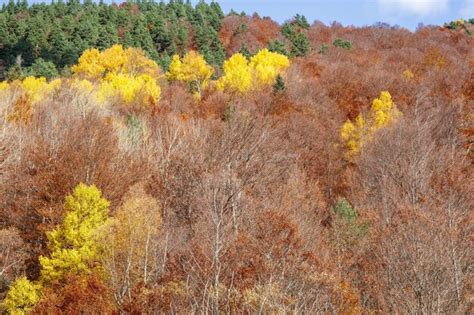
[[0, 0, 473, 313]]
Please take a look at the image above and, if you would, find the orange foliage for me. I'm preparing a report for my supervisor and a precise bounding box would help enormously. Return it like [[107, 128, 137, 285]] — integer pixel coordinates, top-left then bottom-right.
[[219, 15, 281, 55]]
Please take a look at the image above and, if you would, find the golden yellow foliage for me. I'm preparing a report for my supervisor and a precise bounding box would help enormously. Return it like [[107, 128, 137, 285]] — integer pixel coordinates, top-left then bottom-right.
[[217, 49, 290, 94], [71, 78, 95, 93], [2, 277, 42, 315], [167, 51, 214, 95], [20, 76, 61, 103], [71, 45, 161, 107], [250, 48, 290, 85], [340, 91, 401, 157], [216, 53, 252, 93], [98, 184, 162, 303], [39, 183, 110, 283], [72, 44, 160, 80], [0, 81, 9, 92], [96, 73, 160, 107], [340, 113, 364, 155]]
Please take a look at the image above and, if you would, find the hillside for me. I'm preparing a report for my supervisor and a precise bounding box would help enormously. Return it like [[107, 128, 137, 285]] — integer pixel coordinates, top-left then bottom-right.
[[0, 1, 473, 314]]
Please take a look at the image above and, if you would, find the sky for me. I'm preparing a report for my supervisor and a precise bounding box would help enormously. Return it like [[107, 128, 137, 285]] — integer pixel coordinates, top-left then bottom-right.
[[1, 0, 473, 30], [214, 0, 473, 30]]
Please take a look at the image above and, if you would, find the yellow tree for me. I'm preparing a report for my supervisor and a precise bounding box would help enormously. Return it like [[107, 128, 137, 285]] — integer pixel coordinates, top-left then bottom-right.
[[166, 51, 214, 96], [340, 91, 401, 157], [71, 45, 161, 106], [39, 183, 110, 283], [72, 44, 160, 80], [1, 277, 41, 315], [96, 73, 161, 107], [217, 49, 290, 94], [216, 53, 252, 93], [98, 184, 162, 305], [250, 48, 290, 86]]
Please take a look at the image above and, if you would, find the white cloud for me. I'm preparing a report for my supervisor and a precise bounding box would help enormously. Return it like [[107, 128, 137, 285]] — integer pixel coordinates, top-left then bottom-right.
[[377, 0, 449, 16], [460, 0, 474, 18]]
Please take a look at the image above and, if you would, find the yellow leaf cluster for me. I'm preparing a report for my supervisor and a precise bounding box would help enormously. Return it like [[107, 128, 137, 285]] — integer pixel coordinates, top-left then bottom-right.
[[167, 51, 214, 94], [96, 73, 160, 106], [216, 53, 252, 93], [0, 81, 9, 93], [71, 45, 161, 107], [340, 113, 365, 155], [71, 78, 95, 93], [1, 277, 41, 315], [39, 183, 110, 283], [72, 44, 160, 80], [370, 91, 401, 128], [250, 48, 290, 85], [340, 91, 401, 157], [20, 76, 61, 103], [217, 49, 290, 94], [99, 184, 162, 301]]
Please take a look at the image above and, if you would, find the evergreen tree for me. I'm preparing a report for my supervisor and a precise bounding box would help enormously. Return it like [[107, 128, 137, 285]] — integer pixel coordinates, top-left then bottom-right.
[[291, 32, 311, 57], [272, 74, 286, 94], [39, 183, 110, 283], [24, 58, 58, 80], [96, 22, 119, 50], [268, 40, 290, 56], [130, 15, 157, 59], [239, 45, 252, 60]]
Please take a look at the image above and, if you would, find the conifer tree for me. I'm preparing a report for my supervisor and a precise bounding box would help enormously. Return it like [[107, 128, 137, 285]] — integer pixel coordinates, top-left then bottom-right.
[[1, 277, 41, 315], [273, 74, 286, 94], [39, 183, 110, 283]]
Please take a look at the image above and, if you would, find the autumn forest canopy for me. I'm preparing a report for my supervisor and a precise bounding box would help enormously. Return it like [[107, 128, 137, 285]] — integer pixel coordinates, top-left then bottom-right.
[[0, 0, 473, 313]]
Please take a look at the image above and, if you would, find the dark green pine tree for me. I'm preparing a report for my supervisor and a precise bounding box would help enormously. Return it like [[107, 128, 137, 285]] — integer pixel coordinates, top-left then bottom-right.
[[61, 15, 76, 39], [131, 15, 158, 59], [272, 74, 286, 94], [73, 17, 99, 53], [66, 0, 81, 15], [291, 32, 311, 57], [151, 18, 172, 53], [0, 13, 13, 45], [24, 58, 58, 80], [239, 45, 252, 60], [294, 14, 310, 29], [268, 40, 289, 56], [5, 0, 15, 15], [25, 13, 49, 60], [97, 22, 119, 50], [176, 25, 188, 53], [54, 0, 67, 17], [46, 21, 69, 68]]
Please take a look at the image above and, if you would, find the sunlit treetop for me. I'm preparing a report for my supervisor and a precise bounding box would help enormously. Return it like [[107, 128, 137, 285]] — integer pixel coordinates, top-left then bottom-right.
[[72, 45, 160, 81], [250, 49, 290, 86], [340, 91, 402, 158], [369, 91, 401, 129], [166, 51, 214, 94], [217, 49, 290, 94], [39, 183, 110, 283], [96, 73, 161, 107], [216, 53, 252, 93], [18, 76, 61, 103], [1, 276, 41, 315]]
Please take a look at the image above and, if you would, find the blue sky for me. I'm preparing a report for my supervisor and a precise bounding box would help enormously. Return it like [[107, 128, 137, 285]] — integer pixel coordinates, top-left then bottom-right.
[[2, 0, 473, 30], [215, 0, 473, 30]]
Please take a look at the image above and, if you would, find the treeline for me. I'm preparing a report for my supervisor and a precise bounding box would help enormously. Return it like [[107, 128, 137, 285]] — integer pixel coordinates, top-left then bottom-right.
[[0, 0, 226, 78]]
